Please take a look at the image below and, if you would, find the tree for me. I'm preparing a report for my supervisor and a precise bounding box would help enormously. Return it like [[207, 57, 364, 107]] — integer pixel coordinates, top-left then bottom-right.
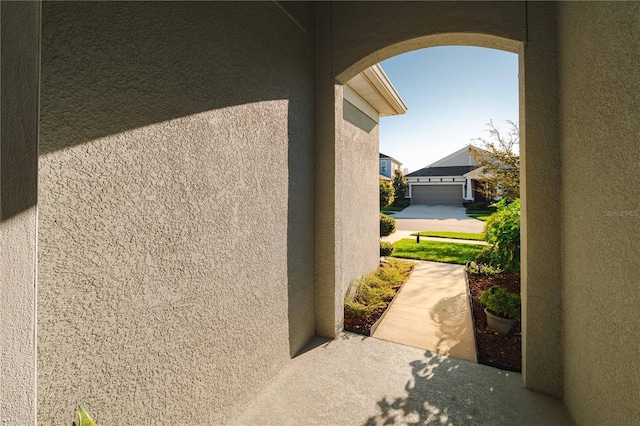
[[379, 179, 394, 208], [471, 120, 520, 202], [391, 168, 408, 207]]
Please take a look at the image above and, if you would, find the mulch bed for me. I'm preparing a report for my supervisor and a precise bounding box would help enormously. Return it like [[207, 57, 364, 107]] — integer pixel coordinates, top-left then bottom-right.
[[344, 267, 523, 372], [467, 272, 522, 372], [344, 306, 386, 336]]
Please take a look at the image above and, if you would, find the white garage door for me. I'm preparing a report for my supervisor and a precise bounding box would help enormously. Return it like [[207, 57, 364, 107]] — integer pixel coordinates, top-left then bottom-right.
[[411, 185, 462, 205]]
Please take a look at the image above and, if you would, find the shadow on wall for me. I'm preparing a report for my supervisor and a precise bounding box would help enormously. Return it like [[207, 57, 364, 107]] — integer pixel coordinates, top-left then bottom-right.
[[37, 0, 315, 382]]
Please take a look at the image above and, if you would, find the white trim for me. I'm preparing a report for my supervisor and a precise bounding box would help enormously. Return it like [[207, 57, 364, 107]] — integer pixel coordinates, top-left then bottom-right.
[[465, 177, 474, 200], [361, 65, 408, 116], [463, 166, 486, 178], [379, 153, 403, 166], [343, 85, 380, 123], [345, 64, 407, 118]]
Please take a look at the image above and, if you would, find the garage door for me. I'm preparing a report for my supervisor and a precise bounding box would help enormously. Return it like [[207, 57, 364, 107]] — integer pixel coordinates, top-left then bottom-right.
[[411, 185, 462, 205]]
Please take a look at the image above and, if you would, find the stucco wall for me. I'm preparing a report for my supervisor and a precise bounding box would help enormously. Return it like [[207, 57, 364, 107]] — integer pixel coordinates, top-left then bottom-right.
[[1, 2, 40, 425], [330, 1, 525, 83], [38, 2, 315, 424], [519, 2, 563, 398], [338, 100, 380, 296], [558, 2, 640, 424]]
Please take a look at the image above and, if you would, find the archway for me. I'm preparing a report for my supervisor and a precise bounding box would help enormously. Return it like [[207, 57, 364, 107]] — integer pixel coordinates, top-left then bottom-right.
[[315, 2, 563, 398]]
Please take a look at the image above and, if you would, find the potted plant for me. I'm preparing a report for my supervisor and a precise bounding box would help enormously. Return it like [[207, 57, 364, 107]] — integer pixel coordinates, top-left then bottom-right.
[[479, 286, 521, 334]]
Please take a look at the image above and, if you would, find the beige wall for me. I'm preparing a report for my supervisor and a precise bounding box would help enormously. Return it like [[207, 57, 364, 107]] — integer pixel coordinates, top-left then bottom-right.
[[558, 2, 640, 424], [1, 2, 40, 425], [519, 2, 563, 398], [331, 1, 525, 83], [338, 100, 380, 296], [38, 2, 315, 424]]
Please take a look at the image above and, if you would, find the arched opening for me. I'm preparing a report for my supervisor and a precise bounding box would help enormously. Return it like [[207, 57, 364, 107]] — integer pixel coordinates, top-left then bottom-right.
[[315, 2, 563, 399], [369, 46, 521, 369]]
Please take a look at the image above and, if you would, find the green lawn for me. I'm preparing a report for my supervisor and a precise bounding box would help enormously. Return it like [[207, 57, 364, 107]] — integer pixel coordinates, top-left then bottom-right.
[[391, 239, 483, 265], [380, 206, 406, 213], [410, 231, 484, 241], [465, 209, 496, 215], [468, 214, 491, 221]]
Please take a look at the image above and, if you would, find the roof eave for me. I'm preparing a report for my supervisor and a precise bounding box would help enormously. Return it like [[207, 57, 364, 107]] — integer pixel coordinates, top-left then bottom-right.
[[346, 64, 408, 117]]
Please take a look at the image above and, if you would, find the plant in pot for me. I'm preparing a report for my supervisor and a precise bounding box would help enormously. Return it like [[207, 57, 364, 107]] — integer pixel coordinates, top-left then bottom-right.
[[479, 285, 521, 335]]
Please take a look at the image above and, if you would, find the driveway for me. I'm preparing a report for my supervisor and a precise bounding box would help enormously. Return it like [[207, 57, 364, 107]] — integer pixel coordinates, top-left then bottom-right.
[[386, 205, 485, 233]]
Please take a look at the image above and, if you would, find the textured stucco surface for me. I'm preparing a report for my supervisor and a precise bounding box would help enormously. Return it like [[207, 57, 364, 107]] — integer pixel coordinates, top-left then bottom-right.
[[338, 100, 380, 295], [331, 1, 526, 83], [0, 2, 39, 425], [558, 2, 640, 424], [314, 5, 342, 338], [519, 2, 563, 398], [38, 2, 315, 424]]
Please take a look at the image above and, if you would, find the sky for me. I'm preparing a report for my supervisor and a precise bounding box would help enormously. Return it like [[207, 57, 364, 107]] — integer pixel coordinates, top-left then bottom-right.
[[379, 46, 519, 173]]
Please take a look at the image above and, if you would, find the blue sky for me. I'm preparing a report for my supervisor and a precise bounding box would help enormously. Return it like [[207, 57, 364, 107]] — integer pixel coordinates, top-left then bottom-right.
[[379, 46, 519, 173]]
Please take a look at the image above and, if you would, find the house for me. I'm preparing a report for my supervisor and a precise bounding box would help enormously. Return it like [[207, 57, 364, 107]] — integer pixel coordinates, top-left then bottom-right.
[[2, 2, 638, 425], [379, 153, 403, 180], [406, 145, 487, 205]]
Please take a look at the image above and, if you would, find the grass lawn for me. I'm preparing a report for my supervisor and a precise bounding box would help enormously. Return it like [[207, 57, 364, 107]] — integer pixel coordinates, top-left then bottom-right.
[[465, 209, 496, 215], [380, 206, 406, 213], [410, 231, 484, 241], [468, 214, 491, 221], [391, 239, 483, 265]]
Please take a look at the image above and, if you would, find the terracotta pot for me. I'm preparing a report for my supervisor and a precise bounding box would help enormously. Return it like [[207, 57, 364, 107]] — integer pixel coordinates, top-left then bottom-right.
[[484, 308, 515, 335]]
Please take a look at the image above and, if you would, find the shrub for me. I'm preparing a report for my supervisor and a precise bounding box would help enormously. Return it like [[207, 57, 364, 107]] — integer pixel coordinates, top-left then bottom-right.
[[380, 241, 394, 256], [464, 201, 497, 212], [380, 213, 396, 237], [391, 169, 408, 206], [379, 179, 394, 208], [466, 261, 502, 276], [344, 259, 415, 318], [394, 198, 410, 208], [477, 198, 520, 272], [479, 286, 521, 319]]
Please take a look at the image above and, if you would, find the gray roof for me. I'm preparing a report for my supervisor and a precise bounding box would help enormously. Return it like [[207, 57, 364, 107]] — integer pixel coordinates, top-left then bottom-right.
[[407, 165, 478, 177]]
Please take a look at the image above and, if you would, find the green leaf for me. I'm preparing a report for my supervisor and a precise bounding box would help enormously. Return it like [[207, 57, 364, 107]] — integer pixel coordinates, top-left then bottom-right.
[[75, 406, 96, 426]]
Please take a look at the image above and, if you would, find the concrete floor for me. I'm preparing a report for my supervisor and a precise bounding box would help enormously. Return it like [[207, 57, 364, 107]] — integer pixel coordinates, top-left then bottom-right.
[[372, 261, 478, 363], [232, 333, 572, 425]]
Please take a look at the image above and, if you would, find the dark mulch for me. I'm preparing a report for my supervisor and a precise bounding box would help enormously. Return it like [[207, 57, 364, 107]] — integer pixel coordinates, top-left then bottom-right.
[[467, 272, 522, 372], [344, 306, 387, 336]]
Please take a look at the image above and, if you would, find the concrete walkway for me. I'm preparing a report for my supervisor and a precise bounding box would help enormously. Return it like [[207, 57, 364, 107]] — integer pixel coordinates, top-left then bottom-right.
[[232, 333, 571, 425], [372, 260, 478, 363]]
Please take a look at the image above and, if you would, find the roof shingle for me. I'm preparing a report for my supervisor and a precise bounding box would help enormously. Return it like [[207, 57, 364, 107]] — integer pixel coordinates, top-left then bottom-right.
[[407, 165, 478, 177]]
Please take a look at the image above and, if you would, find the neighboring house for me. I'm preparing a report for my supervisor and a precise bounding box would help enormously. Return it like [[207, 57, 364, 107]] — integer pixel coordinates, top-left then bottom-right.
[[406, 145, 488, 205], [379, 153, 402, 180]]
